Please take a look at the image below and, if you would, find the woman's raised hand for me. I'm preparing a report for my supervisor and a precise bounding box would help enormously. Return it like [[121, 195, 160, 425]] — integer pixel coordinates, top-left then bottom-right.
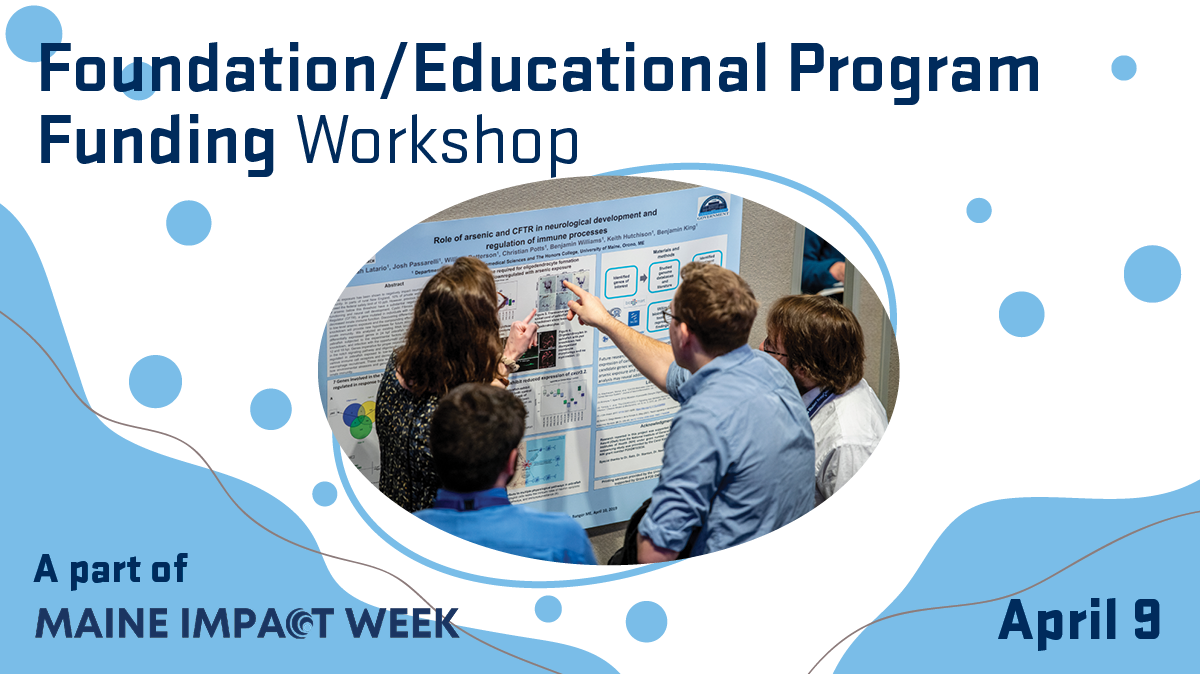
[[504, 308, 539, 359]]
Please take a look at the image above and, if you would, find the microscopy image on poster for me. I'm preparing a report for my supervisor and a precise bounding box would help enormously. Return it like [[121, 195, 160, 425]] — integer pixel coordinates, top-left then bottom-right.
[[494, 257, 596, 373]]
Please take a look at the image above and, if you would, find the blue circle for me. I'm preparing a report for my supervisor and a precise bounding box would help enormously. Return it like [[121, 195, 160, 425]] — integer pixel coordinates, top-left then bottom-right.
[[121, 61, 155, 100], [250, 388, 292, 430], [129, 355, 182, 408], [966, 198, 992, 223], [5, 6, 61, 62], [626, 601, 667, 642], [166, 201, 211, 246], [1124, 245, 1180, 303], [999, 292, 1045, 337], [312, 481, 338, 507], [534, 596, 562, 623], [1112, 55, 1137, 81]]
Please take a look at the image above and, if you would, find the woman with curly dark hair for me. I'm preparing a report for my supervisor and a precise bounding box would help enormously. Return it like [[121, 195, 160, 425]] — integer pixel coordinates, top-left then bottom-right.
[[375, 256, 538, 512]]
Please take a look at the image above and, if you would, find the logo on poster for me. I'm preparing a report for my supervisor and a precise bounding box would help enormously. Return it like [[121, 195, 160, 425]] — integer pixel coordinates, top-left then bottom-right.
[[697, 193, 730, 220]]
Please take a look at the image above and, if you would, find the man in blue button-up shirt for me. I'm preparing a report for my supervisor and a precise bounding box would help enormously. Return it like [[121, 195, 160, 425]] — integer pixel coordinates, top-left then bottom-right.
[[564, 262, 814, 562]]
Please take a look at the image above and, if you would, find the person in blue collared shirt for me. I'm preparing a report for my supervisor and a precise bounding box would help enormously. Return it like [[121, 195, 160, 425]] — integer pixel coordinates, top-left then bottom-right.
[[563, 263, 814, 562], [414, 384, 597, 565]]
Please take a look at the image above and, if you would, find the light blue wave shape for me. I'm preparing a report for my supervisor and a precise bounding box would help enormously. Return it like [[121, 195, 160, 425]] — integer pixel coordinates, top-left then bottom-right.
[[837, 483, 1200, 672], [0, 203, 614, 673]]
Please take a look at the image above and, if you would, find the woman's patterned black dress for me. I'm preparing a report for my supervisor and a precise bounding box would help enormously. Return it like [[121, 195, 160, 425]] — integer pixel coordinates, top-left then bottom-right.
[[374, 358, 442, 512]]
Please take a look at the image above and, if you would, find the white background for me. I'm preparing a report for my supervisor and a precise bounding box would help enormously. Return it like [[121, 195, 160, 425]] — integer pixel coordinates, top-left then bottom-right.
[[3, 1, 1197, 671]]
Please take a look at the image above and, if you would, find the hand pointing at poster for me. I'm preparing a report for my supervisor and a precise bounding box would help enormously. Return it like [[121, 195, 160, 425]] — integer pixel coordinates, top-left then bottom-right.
[[562, 281, 615, 330], [504, 308, 539, 360], [564, 280, 672, 391]]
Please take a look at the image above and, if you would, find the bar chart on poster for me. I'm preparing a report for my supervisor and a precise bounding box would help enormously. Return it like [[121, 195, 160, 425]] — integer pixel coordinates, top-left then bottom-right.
[[320, 186, 743, 527]]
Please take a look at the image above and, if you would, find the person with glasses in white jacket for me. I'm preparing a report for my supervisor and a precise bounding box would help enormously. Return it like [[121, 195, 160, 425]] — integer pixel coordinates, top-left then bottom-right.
[[762, 295, 888, 506]]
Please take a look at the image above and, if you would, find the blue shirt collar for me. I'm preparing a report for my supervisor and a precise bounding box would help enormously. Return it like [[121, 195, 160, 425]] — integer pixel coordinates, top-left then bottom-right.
[[677, 344, 755, 402], [433, 487, 511, 512]]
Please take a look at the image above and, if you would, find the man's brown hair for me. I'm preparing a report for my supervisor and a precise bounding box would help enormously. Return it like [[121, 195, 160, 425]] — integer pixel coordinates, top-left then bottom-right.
[[767, 295, 865, 394], [393, 256, 503, 397], [673, 262, 759, 356], [430, 383, 527, 492]]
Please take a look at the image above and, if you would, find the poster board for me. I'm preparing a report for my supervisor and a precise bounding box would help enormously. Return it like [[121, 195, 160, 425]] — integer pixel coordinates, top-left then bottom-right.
[[320, 186, 743, 528]]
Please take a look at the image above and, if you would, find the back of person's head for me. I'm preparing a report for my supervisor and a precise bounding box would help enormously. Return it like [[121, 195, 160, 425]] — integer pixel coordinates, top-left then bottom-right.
[[767, 295, 865, 394], [395, 256, 503, 397], [430, 383, 527, 492], [673, 262, 759, 356]]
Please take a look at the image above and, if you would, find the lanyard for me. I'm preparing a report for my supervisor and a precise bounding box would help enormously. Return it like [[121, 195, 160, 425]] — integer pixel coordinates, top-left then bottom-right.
[[806, 388, 837, 419], [433, 491, 511, 512]]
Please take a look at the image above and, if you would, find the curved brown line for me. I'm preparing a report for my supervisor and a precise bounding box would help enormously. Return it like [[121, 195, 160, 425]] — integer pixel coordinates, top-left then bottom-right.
[[0, 308, 559, 675], [809, 508, 1200, 673]]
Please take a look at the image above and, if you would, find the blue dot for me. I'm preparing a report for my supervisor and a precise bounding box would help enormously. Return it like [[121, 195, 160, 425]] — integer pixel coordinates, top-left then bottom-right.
[[1124, 245, 1180, 303], [129, 355, 182, 408], [250, 388, 291, 430], [312, 481, 337, 507], [966, 198, 992, 223], [120, 61, 155, 101], [6, 6, 62, 62], [166, 201, 211, 246], [999, 292, 1045, 337], [626, 601, 667, 642], [534, 596, 562, 623], [1112, 55, 1137, 81]]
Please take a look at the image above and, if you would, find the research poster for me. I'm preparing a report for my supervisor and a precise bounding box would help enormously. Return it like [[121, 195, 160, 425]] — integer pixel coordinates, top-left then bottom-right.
[[322, 187, 743, 527], [3, 2, 1198, 674]]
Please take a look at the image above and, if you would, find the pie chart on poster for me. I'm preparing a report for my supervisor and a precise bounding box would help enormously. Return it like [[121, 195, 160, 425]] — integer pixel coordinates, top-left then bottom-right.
[[342, 402, 376, 439]]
